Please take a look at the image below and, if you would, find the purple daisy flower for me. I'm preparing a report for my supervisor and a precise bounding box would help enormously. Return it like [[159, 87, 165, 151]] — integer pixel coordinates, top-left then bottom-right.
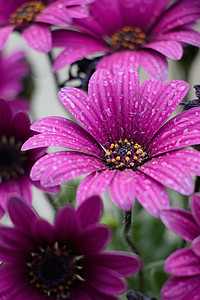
[[52, 0, 200, 80], [22, 69, 200, 217], [0, 195, 141, 299], [0, 0, 95, 53], [160, 193, 200, 300], [0, 99, 59, 216], [0, 49, 30, 112]]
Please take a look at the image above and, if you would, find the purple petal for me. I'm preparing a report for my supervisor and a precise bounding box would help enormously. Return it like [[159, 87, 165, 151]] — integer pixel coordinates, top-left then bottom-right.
[[32, 180, 60, 194], [0, 99, 12, 135], [155, 30, 200, 47], [97, 51, 139, 76], [161, 275, 200, 300], [148, 107, 200, 156], [134, 171, 170, 217], [77, 169, 115, 205], [111, 68, 140, 142], [7, 196, 38, 231], [8, 98, 30, 114], [108, 169, 136, 211], [0, 179, 24, 210], [192, 236, 200, 257], [165, 247, 200, 276], [140, 155, 194, 195], [77, 195, 103, 227], [190, 193, 200, 228], [82, 250, 141, 276], [0, 264, 26, 294], [136, 79, 189, 145], [161, 207, 200, 242], [30, 151, 105, 187], [55, 206, 80, 244], [11, 111, 31, 141], [33, 219, 55, 245], [52, 30, 108, 71], [22, 24, 52, 53], [37, 2, 72, 26], [152, 1, 200, 36], [0, 227, 35, 252], [58, 83, 116, 146], [144, 40, 183, 60], [84, 266, 126, 295], [24, 116, 104, 157], [137, 50, 168, 81], [74, 225, 111, 254], [0, 25, 15, 50]]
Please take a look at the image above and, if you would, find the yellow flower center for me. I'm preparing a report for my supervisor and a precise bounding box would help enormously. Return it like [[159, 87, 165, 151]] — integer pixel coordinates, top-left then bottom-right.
[[111, 26, 146, 51], [9, 1, 45, 25], [105, 139, 147, 170]]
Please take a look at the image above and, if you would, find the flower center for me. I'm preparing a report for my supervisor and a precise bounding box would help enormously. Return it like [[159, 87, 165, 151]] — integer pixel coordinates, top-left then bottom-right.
[[9, 1, 45, 25], [27, 242, 79, 298], [0, 136, 28, 181], [105, 139, 147, 170], [111, 26, 146, 51]]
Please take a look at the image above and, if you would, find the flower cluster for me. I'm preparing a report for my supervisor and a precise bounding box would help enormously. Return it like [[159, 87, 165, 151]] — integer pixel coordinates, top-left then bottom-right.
[[0, 0, 199, 299]]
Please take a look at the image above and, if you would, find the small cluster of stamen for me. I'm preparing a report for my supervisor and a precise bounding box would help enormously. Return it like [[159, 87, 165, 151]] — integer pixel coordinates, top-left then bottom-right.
[[27, 242, 78, 298], [111, 26, 146, 51], [105, 139, 147, 171], [0, 135, 27, 182], [9, 1, 45, 25]]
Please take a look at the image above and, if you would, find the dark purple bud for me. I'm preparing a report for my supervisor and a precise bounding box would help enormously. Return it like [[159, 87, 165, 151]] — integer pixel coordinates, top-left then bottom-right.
[[126, 291, 157, 300]]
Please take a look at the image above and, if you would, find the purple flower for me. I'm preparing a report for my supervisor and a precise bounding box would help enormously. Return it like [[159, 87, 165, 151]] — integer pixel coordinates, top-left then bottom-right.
[[160, 193, 200, 300], [22, 69, 200, 217], [0, 195, 141, 299], [0, 0, 95, 53], [52, 0, 200, 80], [0, 50, 29, 99], [0, 99, 59, 216]]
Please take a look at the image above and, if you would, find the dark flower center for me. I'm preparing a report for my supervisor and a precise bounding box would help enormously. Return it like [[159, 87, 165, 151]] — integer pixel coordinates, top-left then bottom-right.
[[9, 1, 45, 25], [111, 26, 146, 51], [0, 136, 28, 182], [27, 243, 79, 298], [105, 139, 147, 171]]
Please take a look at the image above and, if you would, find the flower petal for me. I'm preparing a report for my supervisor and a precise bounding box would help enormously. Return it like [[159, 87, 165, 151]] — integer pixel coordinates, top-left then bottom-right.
[[190, 193, 200, 228], [52, 30, 108, 71], [33, 219, 55, 245], [140, 155, 194, 195], [161, 207, 200, 242], [138, 50, 168, 81], [30, 151, 106, 187], [192, 236, 200, 257], [74, 225, 111, 254], [0, 25, 15, 50], [77, 169, 115, 205], [22, 23, 52, 53], [148, 107, 200, 156], [55, 206, 80, 244], [23, 116, 104, 157], [97, 51, 139, 76], [82, 251, 141, 276], [84, 266, 126, 295], [155, 30, 200, 47], [144, 40, 183, 60], [165, 247, 200, 276], [108, 169, 136, 211], [161, 275, 200, 300], [134, 171, 170, 217], [77, 195, 103, 227], [137, 79, 189, 145], [7, 196, 38, 231]]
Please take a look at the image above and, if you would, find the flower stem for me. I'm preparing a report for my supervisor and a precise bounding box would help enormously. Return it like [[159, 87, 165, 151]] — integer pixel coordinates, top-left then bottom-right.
[[123, 210, 144, 292]]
